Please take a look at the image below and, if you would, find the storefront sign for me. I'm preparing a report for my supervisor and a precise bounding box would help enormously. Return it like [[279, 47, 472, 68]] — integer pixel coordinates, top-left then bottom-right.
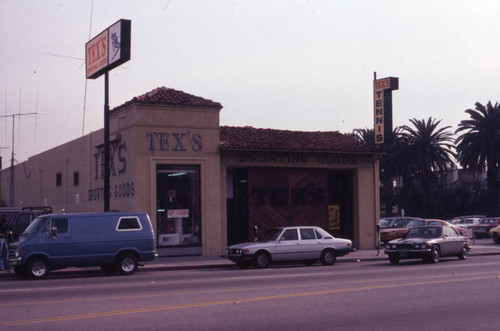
[[93, 141, 127, 180], [86, 19, 131, 79], [238, 152, 357, 165], [89, 139, 132, 201], [88, 182, 134, 201], [146, 132, 202, 152], [374, 77, 398, 145]]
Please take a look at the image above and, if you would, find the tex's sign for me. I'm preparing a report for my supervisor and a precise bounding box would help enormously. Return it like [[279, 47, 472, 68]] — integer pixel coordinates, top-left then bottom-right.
[[374, 77, 398, 145], [85, 19, 131, 79]]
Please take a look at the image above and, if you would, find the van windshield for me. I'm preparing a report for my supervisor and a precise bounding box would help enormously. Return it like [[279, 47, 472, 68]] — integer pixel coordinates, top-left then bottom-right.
[[23, 217, 47, 234]]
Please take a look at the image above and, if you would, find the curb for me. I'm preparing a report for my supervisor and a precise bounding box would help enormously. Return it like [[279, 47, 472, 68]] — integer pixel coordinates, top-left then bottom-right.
[[138, 250, 500, 272], [3, 248, 500, 278]]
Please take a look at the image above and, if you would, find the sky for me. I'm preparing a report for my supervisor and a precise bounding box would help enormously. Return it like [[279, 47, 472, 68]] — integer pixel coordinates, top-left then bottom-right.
[[1, 0, 500, 169]]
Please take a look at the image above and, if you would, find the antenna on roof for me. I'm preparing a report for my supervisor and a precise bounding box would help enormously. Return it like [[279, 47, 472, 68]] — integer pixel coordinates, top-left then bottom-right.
[[82, 0, 94, 136]]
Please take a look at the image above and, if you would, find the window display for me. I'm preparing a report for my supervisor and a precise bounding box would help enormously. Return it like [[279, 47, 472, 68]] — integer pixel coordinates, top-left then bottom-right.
[[156, 165, 201, 247]]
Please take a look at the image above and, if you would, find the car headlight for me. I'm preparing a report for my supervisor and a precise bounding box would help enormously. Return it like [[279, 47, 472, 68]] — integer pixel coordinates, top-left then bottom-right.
[[385, 244, 391, 250], [391, 244, 397, 249]]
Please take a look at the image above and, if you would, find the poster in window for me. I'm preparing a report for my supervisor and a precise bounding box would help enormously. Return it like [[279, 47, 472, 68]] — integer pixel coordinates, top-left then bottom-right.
[[328, 205, 340, 231]]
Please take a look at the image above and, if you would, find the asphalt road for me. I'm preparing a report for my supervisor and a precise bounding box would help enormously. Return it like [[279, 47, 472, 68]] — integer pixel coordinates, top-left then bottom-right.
[[1, 254, 500, 331]]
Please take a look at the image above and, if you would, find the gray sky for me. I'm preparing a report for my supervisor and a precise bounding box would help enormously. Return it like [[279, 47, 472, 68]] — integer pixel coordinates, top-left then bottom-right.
[[1, 0, 499, 168]]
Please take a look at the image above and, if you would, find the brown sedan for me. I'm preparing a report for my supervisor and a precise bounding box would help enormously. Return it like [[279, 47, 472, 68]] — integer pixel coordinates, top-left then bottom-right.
[[380, 218, 464, 243]]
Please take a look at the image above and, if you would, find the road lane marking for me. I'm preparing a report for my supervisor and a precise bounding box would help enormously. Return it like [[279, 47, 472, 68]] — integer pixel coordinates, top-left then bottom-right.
[[2, 269, 500, 309], [2, 273, 500, 326]]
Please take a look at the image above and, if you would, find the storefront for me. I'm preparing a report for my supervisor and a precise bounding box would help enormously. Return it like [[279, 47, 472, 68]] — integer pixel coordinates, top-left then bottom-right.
[[0, 87, 381, 255]]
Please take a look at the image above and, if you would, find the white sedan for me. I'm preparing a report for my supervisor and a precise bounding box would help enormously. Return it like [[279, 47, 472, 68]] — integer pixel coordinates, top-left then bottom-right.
[[224, 226, 354, 268]]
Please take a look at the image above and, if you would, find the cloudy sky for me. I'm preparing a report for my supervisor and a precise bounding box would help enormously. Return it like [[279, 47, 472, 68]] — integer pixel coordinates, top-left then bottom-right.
[[1, 0, 499, 168]]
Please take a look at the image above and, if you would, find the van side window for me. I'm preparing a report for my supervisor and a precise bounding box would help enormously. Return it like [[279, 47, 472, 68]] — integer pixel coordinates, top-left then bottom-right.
[[43, 218, 68, 234], [117, 217, 142, 231]]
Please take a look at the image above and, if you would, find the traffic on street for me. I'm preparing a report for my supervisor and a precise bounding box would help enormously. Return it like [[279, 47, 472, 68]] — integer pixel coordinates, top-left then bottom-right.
[[1, 239, 500, 330]]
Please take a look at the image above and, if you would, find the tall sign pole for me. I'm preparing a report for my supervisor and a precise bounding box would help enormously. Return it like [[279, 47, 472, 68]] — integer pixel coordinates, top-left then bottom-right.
[[85, 19, 131, 211], [373, 73, 398, 249], [104, 72, 110, 211]]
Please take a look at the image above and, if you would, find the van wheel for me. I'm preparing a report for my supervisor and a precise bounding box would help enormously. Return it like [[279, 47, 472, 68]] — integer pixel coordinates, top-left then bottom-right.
[[27, 257, 49, 279], [116, 254, 138, 275]]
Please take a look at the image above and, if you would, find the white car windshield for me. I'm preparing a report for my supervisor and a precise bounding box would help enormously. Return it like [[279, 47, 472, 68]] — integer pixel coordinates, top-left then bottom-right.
[[260, 228, 282, 241]]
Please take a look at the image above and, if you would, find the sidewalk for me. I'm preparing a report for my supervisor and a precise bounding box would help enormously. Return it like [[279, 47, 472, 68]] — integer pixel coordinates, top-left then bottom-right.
[[138, 238, 500, 272]]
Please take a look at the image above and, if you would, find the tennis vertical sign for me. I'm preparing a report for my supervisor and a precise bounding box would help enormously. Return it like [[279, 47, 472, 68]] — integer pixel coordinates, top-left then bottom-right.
[[373, 77, 398, 145]]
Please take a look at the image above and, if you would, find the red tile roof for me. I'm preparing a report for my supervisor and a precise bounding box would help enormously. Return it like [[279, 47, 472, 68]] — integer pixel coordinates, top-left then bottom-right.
[[220, 126, 378, 153], [112, 87, 222, 112], [112, 87, 376, 154]]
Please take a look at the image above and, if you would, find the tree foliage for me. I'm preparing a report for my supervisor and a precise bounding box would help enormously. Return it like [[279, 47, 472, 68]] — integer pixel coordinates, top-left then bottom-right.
[[455, 101, 500, 214]]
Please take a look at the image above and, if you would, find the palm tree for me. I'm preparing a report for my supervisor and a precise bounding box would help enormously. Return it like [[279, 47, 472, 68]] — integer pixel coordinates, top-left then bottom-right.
[[350, 128, 375, 145], [455, 101, 500, 215], [397, 118, 456, 216]]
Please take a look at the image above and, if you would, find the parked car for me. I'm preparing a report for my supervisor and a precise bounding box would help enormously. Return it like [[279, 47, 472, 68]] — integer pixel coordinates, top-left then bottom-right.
[[489, 224, 500, 244], [8, 211, 156, 279], [454, 217, 484, 229], [406, 219, 465, 235], [379, 216, 422, 243], [224, 226, 354, 268], [470, 217, 500, 239], [384, 225, 469, 264], [0, 206, 53, 241], [379, 217, 422, 229]]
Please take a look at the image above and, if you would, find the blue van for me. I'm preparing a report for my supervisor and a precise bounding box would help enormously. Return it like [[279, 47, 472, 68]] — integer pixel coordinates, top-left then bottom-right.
[[8, 212, 156, 279]]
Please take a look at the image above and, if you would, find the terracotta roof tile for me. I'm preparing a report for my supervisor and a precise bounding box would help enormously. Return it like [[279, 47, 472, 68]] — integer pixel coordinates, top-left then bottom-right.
[[220, 126, 377, 153], [112, 87, 222, 111]]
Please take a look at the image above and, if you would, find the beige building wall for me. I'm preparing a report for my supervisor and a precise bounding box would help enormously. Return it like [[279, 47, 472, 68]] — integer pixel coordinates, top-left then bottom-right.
[[125, 103, 222, 256], [220, 151, 379, 249], [0, 100, 379, 254]]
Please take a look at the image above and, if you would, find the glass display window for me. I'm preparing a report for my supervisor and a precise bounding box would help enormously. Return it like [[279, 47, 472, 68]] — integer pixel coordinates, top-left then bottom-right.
[[156, 165, 201, 247]]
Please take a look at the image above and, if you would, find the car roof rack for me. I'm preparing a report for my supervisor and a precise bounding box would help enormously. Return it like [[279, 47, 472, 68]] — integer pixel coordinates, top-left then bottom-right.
[[21, 206, 53, 214]]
